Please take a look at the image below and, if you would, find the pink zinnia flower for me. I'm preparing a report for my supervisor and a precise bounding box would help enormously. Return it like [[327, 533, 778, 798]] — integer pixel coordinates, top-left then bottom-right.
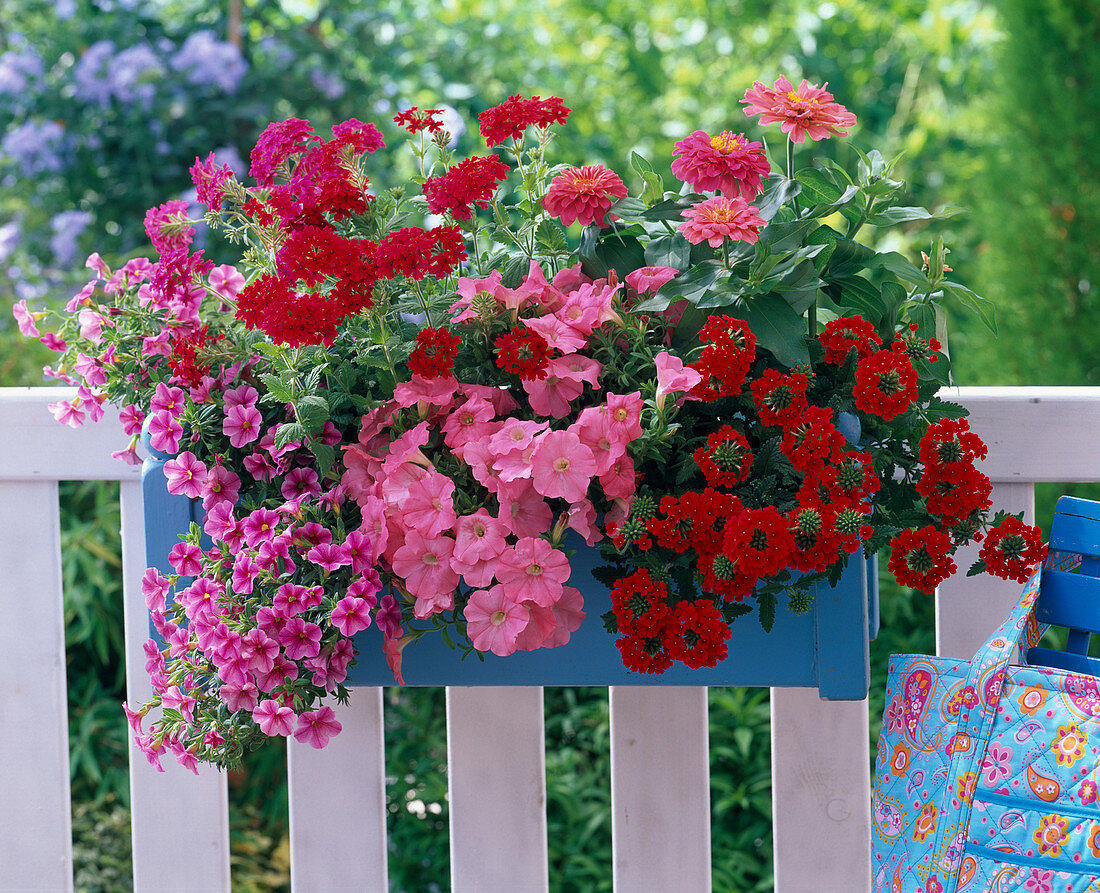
[[253, 699, 296, 737], [530, 429, 597, 504], [164, 451, 208, 498], [464, 585, 530, 657], [679, 195, 765, 248], [741, 76, 857, 144], [223, 402, 262, 448], [542, 165, 628, 227], [670, 130, 770, 198], [294, 706, 342, 749]]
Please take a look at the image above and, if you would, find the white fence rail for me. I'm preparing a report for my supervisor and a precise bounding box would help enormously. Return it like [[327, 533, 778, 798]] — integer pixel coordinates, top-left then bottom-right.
[[3, 385, 1099, 892]]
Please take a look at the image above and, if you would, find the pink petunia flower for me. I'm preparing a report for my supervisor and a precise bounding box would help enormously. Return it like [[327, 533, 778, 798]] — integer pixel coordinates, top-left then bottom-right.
[[530, 429, 597, 503], [496, 537, 571, 607], [679, 195, 765, 247], [164, 451, 208, 498], [391, 530, 460, 616], [625, 265, 679, 295], [496, 479, 554, 539], [12, 300, 39, 337], [654, 351, 703, 410], [223, 402, 262, 448], [464, 585, 530, 657], [253, 699, 296, 737], [542, 165, 628, 227], [294, 706, 343, 749], [741, 76, 857, 144], [400, 471, 458, 538], [670, 130, 771, 198]]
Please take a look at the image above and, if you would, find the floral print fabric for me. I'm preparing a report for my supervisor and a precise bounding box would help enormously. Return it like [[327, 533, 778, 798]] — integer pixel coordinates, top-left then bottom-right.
[[873, 556, 1100, 892]]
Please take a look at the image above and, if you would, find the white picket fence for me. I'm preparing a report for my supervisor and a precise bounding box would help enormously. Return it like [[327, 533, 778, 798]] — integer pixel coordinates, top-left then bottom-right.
[[3, 385, 1099, 892]]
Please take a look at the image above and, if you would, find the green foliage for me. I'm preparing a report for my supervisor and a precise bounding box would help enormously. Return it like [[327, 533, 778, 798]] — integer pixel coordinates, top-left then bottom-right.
[[72, 794, 133, 893]]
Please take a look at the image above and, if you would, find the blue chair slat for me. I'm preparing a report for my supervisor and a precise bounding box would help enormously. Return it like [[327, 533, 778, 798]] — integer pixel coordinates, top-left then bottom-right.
[[1033, 571, 1100, 634], [1026, 646, 1100, 677], [1046, 496, 1100, 556]]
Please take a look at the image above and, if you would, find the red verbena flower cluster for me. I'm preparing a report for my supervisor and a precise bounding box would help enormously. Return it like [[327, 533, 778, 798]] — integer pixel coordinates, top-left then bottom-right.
[[478, 94, 571, 147], [979, 516, 1048, 583], [408, 327, 461, 379], [690, 315, 757, 400], [494, 326, 552, 380], [423, 154, 510, 221]]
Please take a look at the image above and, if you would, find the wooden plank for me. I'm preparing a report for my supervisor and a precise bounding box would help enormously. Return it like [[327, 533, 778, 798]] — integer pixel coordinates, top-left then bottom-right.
[[119, 480, 231, 892], [951, 387, 1100, 482], [0, 387, 139, 482], [770, 688, 871, 893], [288, 690, 388, 889], [447, 687, 548, 892], [0, 481, 73, 891], [609, 687, 711, 892], [935, 482, 1035, 659]]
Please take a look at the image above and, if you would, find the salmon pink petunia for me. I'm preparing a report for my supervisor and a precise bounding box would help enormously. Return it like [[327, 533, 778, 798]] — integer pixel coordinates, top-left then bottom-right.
[[464, 585, 530, 657], [542, 165, 628, 227], [530, 429, 597, 503], [496, 537, 571, 606]]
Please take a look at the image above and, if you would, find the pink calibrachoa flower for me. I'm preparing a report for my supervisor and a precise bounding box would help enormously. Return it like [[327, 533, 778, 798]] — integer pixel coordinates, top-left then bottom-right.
[[331, 594, 374, 636], [496, 537, 571, 606], [208, 264, 245, 300], [160, 685, 196, 723], [223, 402, 262, 448], [307, 541, 352, 572], [223, 384, 259, 410], [294, 706, 343, 749], [464, 585, 530, 657], [48, 399, 85, 428], [670, 130, 771, 199], [202, 464, 241, 510], [375, 593, 402, 639], [147, 409, 183, 454], [151, 382, 187, 417], [741, 75, 857, 144], [118, 404, 145, 436], [282, 466, 322, 503], [253, 699, 296, 737], [141, 567, 171, 611], [542, 164, 628, 227], [12, 299, 39, 337], [220, 680, 259, 713], [168, 541, 204, 577], [163, 451, 208, 498], [531, 429, 598, 503], [679, 195, 765, 247], [278, 617, 323, 660], [241, 507, 281, 547]]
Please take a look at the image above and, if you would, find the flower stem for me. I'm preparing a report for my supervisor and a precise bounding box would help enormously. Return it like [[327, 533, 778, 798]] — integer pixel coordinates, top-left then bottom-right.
[[786, 136, 815, 338]]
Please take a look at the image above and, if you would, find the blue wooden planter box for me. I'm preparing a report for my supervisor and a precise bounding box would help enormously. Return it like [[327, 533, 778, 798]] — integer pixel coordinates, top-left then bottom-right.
[[143, 450, 879, 698]]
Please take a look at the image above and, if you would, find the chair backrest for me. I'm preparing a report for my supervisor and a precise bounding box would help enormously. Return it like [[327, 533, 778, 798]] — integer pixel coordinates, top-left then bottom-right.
[[1028, 495, 1100, 674]]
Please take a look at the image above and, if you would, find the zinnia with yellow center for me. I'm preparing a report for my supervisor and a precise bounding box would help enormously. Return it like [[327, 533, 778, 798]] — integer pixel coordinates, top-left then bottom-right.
[[542, 164, 628, 227], [678, 195, 766, 248], [741, 75, 857, 143], [670, 129, 771, 199]]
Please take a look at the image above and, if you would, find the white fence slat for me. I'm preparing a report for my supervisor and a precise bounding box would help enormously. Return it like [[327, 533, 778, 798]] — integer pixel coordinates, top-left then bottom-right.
[[446, 686, 548, 892], [0, 480, 73, 891], [0, 387, 139, 482], [770, 688, 871, 893], [609, 686, 711, 892], [119, 480, 231, 892], [935, 481, 1035, 659], [288, 689, 388, 889]]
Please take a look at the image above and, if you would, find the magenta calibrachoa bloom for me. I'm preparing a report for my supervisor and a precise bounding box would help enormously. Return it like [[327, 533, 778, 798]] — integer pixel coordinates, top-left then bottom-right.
[[20, 79, 1040, 770]]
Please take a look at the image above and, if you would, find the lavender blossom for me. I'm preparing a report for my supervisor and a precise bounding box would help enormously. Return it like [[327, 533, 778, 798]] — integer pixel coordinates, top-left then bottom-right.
[[171, 32, 247, 94], [0, 46, 45, 95], [107, 43, 164, 107], [49, 210, 93, 268], [1, 120, 68, 177], [72, 40, 117, 107]]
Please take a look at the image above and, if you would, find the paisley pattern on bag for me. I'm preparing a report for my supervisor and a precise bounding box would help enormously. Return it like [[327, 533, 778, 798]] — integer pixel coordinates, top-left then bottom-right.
[[870, 567, 1100, 891]]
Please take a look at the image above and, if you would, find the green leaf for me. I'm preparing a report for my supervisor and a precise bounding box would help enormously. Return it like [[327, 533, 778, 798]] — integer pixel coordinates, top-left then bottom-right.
[[593, 232, 646, 279], [754, 176, 802, 222], [308, 439, 336, 477], [832, 276, 886, 320], [866, 205, 934, 226], [608, 196, 648, 221], [876, 251, 930, 286], [758, 217, 820, 252], [274, 422, 306, 450], [535, 219, 567, 253], [501, 254, 533, 288], [757, 591, 776, 633], [643, 234, 691, 270], [630, 151, 656, 178], [824, 235, 877, 278], [943, 281, 997, 335], [696, 275, 749, 308], [258, 373, 294, 403], [642, 196, 695, 221], [796, 168, 862, 223], [735, 293, 810, 367], [637, 260, 724, 311], [295, 394, 329, 431]]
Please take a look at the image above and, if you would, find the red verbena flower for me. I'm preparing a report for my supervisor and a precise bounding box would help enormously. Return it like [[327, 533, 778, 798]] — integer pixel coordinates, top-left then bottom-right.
[[741, 76, 857, 144], [782, 405, 846, 473], [478, 95, 571, 147], [853, 345, 919, 421], [690, 315, 757, 401], [408, 327, 461, 379], [249, 117, 318, 185], [168, 325, 222, 389], [917, 463, 993, 528], [670, 130, 771, 200], [888, 526, 957, 593], [423, 154, 510, 221], [693, 425, 753, 489], [374, 226, 467, 281], [610, 568, 671, 638], [819, 315, 882, 364], [393, 107, 445, 134], [786, 502, 843, 573], [542, 165, 628, 228], [980, 517, 1047, 583], [721, 506, 796, 580], [494, 326, 552, 380], [750, 369, 809, 428], [918, 418, 988, 470], [679, 195, 765, 247], [235, 273, 348, 347], [664, 599, 731, 669], [331, 118, 385, 154]]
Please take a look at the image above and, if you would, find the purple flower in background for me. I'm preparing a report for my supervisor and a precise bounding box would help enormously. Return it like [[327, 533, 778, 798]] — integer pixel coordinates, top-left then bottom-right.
[[73, 40, 117, 107], [2, 119, 68, 176], [171, 31, 247, 94], [55, 0, 76, 17], [309, 68, 345, 100], [49, 210, 93, 267], [0, 46, 44, 95], [107, 43, 164, 106], [0, 221, 18, 263]]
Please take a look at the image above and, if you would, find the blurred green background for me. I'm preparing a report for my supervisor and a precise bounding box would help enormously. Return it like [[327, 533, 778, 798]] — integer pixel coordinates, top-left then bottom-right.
[[2, 0, 1096, 889]]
